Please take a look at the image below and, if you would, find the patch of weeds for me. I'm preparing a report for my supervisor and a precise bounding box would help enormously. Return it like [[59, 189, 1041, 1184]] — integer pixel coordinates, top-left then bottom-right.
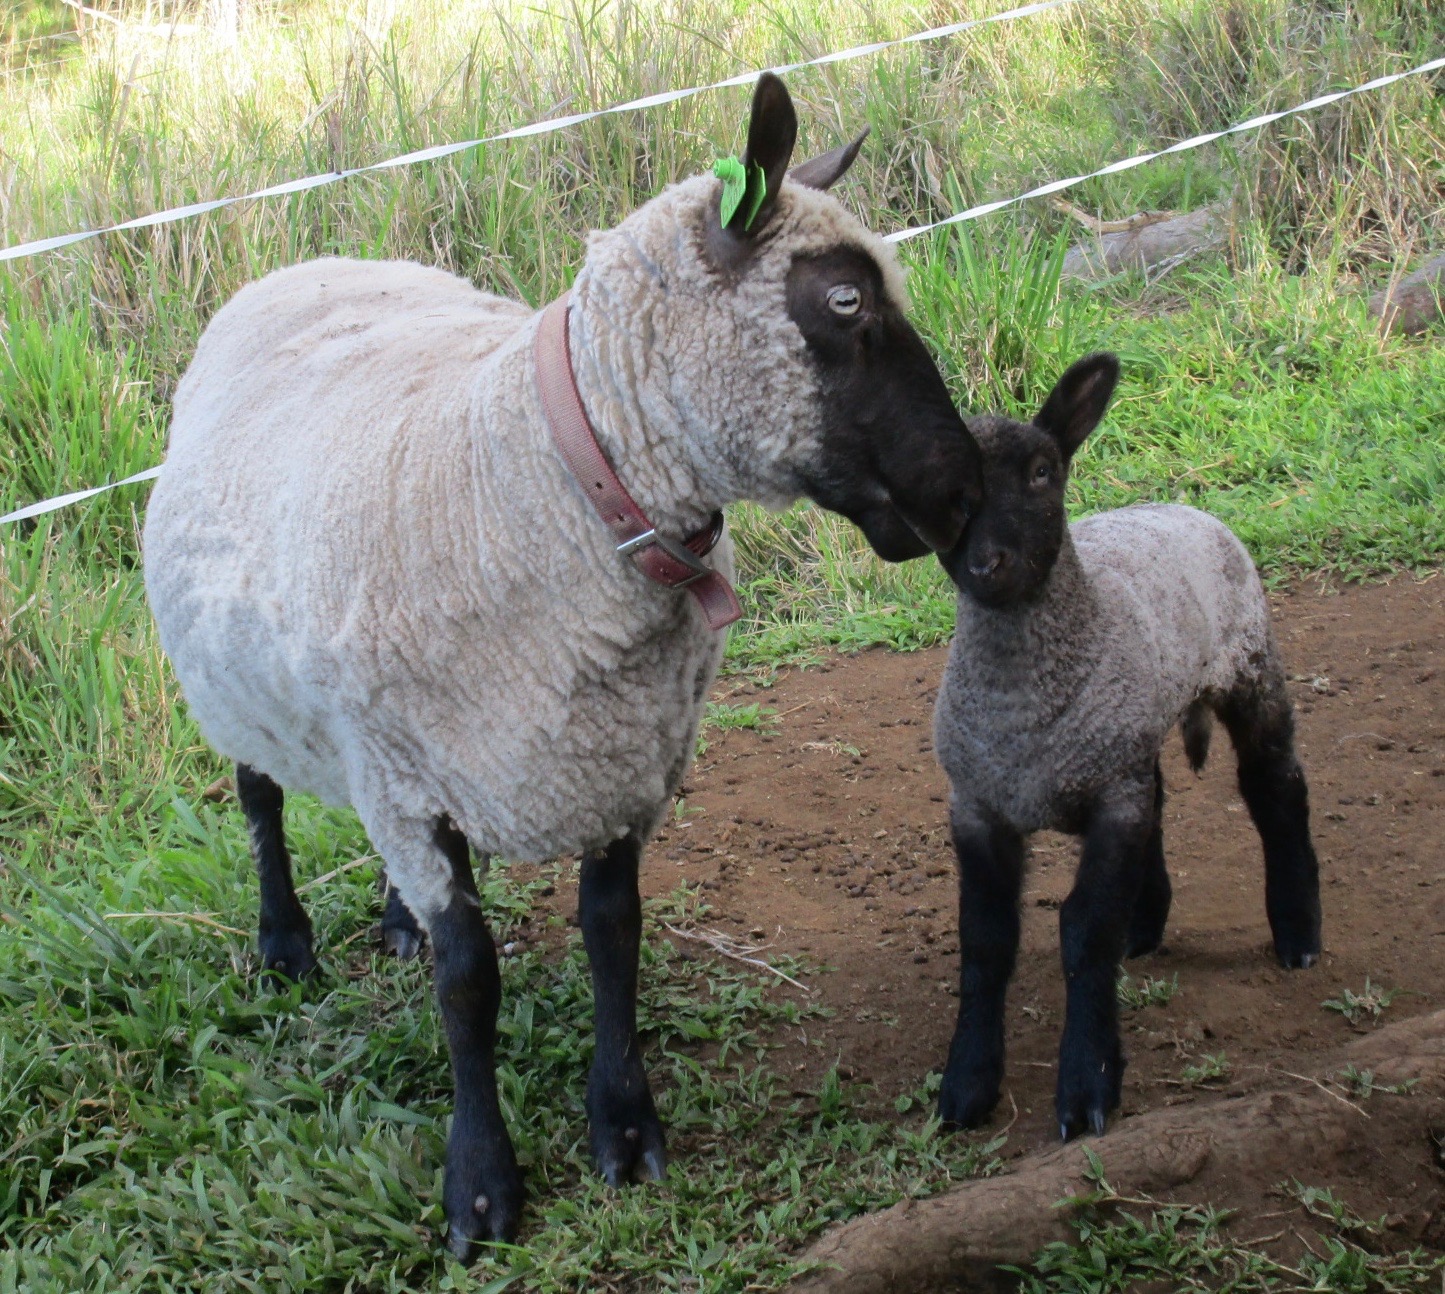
[[695, 700, 777, 755], [1335, 1065, 1418, 1100], [1180, 1051, 1230, 1087], [1117, 972, 1178, 1010], [894, 1070, 942, 1115], [1290, 1183, 1390, 1237], [1012, 1157, 1444, 1292], [1322, 977, 1399, 1025]]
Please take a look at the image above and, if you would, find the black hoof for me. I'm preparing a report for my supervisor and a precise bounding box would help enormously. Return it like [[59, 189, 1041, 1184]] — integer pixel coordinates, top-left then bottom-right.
[[937, 1065, 1002, 1130], [588, 1073, 667, 1188], [381, 924, 424, 960], [380, 882, 424, 960], [1273, 926, 1321, 970], [1056, 1039, 1122, 1141], [1124, 928, 1165, 959], [443, 1157, 524, 1255], [259, 920, 318, 985]]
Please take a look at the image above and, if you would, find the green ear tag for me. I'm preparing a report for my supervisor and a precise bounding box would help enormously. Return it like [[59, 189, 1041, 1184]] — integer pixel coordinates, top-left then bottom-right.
[[741, 161, 767, 231], [714, 156, 747, 226]]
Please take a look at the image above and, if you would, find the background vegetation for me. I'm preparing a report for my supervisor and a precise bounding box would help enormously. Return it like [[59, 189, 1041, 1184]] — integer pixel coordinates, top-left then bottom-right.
[[1, 0, 1442, 1288]]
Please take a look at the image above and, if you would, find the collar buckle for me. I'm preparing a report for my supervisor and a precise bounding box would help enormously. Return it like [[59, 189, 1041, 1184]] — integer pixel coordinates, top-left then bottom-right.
[[616, 528, 713, 586]]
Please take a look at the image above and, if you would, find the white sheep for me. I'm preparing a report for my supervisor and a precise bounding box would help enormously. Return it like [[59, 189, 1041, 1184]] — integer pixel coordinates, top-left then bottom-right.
[[930, 353, 1322, 1141], [143, 73, 983, 1252]]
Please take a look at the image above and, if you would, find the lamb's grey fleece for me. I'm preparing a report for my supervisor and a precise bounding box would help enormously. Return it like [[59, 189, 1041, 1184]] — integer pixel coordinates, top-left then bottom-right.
[[934, 503, 1271, 831], [144, 174, 906, 922]]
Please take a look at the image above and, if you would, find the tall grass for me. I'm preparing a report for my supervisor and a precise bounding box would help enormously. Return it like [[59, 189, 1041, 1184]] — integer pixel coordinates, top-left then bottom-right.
[[1, 0, 1443, 1287]]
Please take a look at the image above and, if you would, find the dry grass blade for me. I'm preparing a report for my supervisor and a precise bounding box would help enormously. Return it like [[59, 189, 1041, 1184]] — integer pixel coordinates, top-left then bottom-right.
[[104, 910, 249, 937], [662, 922, 810, 992]]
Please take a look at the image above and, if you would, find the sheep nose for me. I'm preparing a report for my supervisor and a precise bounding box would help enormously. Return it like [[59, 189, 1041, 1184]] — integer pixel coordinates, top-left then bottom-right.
[[969, 550, 1006, 579]]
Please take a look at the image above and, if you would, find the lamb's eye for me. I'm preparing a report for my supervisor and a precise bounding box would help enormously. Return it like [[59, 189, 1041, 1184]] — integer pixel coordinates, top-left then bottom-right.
[[826, 284, 862, 317], [1032, 462, 1051, 483]]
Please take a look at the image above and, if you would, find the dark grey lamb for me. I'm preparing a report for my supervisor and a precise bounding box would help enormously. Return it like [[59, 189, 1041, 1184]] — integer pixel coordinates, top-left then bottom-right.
[[931, 353, 1322, 1141]]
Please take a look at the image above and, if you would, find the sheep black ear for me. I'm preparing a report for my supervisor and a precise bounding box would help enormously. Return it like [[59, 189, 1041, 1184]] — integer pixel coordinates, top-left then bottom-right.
[[1033, 353, 1120, 460], [730, 72, 797, 234], [789, 127, 869, 191]]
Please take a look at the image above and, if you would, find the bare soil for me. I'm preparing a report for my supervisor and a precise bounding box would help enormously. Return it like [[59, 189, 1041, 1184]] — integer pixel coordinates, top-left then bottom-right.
[[642, 574, 1445, 1242]]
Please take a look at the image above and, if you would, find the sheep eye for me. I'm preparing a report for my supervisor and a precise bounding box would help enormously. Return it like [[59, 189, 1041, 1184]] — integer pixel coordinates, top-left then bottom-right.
[[826, 284, 861, 317], [1032, 462, 1051, 484]]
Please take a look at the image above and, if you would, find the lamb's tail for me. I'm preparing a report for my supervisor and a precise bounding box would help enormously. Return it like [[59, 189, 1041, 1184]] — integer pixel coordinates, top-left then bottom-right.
[[1181, 699, 1213, 774]]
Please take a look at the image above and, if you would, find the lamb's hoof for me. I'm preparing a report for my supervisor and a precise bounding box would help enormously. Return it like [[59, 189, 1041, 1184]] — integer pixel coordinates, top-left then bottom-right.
[[443, 1166, 523, 1256], [1124, 930, 1165, 959], [258, 923, 318, 987], [937, 1068, 1001, 1130], [381, 923, 423, 961], [588, 1075, 668, 1188], [1056, 1038, 1121, 1141], [1273, 929, 1320, 970]]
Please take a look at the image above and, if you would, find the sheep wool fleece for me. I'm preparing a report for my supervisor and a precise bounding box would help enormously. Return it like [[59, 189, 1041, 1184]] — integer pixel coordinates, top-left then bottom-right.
[[935, 502, 1274, 833], [144, 174, 906, 923]]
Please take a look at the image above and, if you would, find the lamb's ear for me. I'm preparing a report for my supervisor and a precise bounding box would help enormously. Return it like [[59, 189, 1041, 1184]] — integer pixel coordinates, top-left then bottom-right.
[[729, 72, 797, 234], [1033, 353, 1120, 460], [789, 126, 869, 191]]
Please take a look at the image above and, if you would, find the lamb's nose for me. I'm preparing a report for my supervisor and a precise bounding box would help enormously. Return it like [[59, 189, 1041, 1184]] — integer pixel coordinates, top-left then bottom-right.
[[970, 550, 1006, 579]]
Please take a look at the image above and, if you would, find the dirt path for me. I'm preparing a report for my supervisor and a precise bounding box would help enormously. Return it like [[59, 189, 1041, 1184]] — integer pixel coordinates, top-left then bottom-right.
[[642, 575, 1445, 1223]]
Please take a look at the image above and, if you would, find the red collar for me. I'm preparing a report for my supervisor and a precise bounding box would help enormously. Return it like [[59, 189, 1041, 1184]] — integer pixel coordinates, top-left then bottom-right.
[[534, 291, 742, 632]]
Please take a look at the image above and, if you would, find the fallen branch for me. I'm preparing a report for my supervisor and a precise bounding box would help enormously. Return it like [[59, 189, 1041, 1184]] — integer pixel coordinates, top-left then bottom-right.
[[1060, 199, 1234, 282], [788, 1008, 1445, 1293]]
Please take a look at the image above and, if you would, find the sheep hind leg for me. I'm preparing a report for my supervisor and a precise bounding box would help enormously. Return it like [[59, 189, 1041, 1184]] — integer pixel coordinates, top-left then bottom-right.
[[580, 833, 667, 1187], [424, 817, 524, 1252], [236, 762, 317, 984], [1218, 670, 1322, 970], [377, 870, 424, 960], [1125, 760, 1171, 958]]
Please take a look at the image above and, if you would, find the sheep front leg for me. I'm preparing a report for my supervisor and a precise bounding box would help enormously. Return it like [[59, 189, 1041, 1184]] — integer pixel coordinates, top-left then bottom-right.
[[580, 833, 667, 1186], [1056, 780, 1152, 1141], [938, 806, 1024, 1128], [423, 817, 524, 1253]]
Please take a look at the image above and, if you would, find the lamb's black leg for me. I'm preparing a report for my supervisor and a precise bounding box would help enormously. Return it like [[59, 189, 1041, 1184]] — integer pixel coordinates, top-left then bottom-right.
[[580, 832, 666, 1186], [1219, 675, 1322, 969], [236, 762, 317, 983], [1056, 781, 1152, 1140], [378, 869, 424, 960], [1125, 760, 1171, 958], [938, 806, 1025, 1129], [429, 817, 523, 1253]]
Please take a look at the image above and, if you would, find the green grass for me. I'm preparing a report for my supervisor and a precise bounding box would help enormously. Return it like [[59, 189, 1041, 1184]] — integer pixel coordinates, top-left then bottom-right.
[[2, 0, 1445, 1287], [1011, 1153, 1445, 1292]]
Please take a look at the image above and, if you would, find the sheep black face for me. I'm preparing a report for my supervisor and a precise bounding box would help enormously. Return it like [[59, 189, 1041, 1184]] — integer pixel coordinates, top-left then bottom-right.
[[703, 72, 982, 562], [786, 248, 984, 560], [941, 353, 1120, 604]]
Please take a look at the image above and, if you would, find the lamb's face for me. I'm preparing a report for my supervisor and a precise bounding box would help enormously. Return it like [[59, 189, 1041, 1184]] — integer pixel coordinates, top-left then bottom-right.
[[940, 353, 1121, 607], [941, 414, 1072, 607]]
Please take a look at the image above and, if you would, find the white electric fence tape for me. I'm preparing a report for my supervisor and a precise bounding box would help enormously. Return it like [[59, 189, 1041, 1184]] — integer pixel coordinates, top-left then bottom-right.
[[883, 53, 1445, 243], [2, 44, 1441, 528], [0, 0, 1076, 265]]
